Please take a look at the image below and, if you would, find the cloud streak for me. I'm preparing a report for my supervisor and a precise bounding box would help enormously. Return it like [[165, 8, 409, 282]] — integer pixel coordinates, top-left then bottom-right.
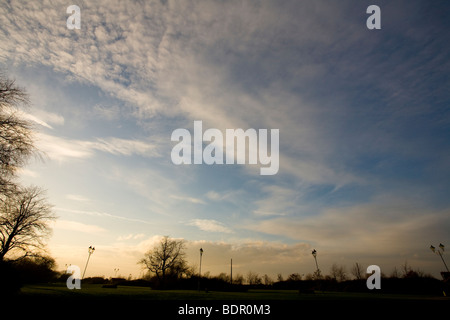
[[35, 132, 161, 162], [188, 219, 234, 234], [57, 207, 153, 225], [54, 219, 106, 234]]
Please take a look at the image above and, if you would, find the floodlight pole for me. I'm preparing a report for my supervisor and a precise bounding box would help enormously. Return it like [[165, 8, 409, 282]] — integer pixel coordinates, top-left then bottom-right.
[[198, 248, 203, 291], [230, 258, 233, 285], [430, 244, 449, 272], [312, 249, 321, 278], [437, 251, 450, 272], [82, 246, 95, 279]]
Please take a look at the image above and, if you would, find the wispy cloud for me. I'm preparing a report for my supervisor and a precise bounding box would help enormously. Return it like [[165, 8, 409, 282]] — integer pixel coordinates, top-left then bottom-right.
[[89, 137, 161, 158], [117, 233, 146, 241], [1, 0, 367, 189], [17, 168, 39, 178], [54, 219, 106, 234], [65, 194, 90, 202], [92, 103, 121, 121], [57, 208, 153, 225], [188, 219, 234, 234], [205, 190, 244, 204], [20, 112, 54, 129], [35, 132, 161, 162], [252, 185, 298, 217], [170, 195, 206, 205], [36, 133, 93, 161]]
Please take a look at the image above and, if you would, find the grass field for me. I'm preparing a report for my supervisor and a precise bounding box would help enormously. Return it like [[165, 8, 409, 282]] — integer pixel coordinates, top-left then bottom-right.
[[12, 284, 449, 318], [18, 283, 448, 301]]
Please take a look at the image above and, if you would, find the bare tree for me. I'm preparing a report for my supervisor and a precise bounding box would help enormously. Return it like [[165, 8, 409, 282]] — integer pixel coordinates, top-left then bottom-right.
[[139, 236, 186, 287], [0, 186, 55, 262], [330, 263, 347, 282], [263, 273, 273, 285], [0, 75, 36, 196], [351, 262, 364, 280], [232, 273, 244, 285], [287, 273, 302, 281], [401, 261, 412, 277], [304, 273, 313, 280], [390, 266, 400, 278], [277, 273, 284, 282], [216, 272, 229, 282], [246, 271, 262, 285]]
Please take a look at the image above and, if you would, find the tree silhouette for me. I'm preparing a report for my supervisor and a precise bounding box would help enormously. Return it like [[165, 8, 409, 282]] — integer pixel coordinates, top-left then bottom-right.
[[330, 263, 347, 282], [0, 74, 55, 294], [351, 262, 364, 280], [246, 271, 262, 285], [0, 74, 36, 197], [0, 186, 55, 262], [139, 236, 187, 288]]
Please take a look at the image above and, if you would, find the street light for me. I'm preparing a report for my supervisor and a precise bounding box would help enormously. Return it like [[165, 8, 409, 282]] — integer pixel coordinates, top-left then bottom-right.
[[311, 249, 321, 278], [199, 248, 204, 277], [198, 248, 204, 291], [430, 243, 449, 272], [82, 245, 95, 279]]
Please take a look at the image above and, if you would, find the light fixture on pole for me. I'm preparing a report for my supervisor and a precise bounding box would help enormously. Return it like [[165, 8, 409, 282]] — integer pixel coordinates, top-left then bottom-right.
[[82, 245, 95, 279], [230, 258, 233, 285], [311, 249, 321, 278], [430, 243, 449, 272], [198, 248, 203, 291], [199, 248, 203, 277]]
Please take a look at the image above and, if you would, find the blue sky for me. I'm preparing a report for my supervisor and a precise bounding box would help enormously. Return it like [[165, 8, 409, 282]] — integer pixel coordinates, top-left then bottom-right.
[[1, 0, 450, 279]]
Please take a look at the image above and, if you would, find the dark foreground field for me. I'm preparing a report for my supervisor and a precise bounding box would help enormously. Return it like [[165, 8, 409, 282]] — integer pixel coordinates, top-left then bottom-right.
[[9, 283, 449, 318], [18, 283, 447, 301]]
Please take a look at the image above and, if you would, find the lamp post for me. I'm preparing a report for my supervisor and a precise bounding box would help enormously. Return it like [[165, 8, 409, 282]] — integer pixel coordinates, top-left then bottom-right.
[[312, 249, 321, 279], [82, 246, 95, 279], [198, 248, 203, 291], [199, 248, 204, 277], [430, 243, 449, 272], [230, 258, 233, 285]]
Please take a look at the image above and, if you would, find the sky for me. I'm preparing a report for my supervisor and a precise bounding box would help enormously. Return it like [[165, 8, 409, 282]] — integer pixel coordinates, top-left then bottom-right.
[[1, 0, 450, 280]]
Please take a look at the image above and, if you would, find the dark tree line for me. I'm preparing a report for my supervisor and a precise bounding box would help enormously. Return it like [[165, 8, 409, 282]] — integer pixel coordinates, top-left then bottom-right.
[[137, 238, 446, 295]]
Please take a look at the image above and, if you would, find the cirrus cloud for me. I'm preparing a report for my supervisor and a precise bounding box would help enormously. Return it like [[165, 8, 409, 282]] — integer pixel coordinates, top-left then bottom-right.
[[188, 219, 234, 234]]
